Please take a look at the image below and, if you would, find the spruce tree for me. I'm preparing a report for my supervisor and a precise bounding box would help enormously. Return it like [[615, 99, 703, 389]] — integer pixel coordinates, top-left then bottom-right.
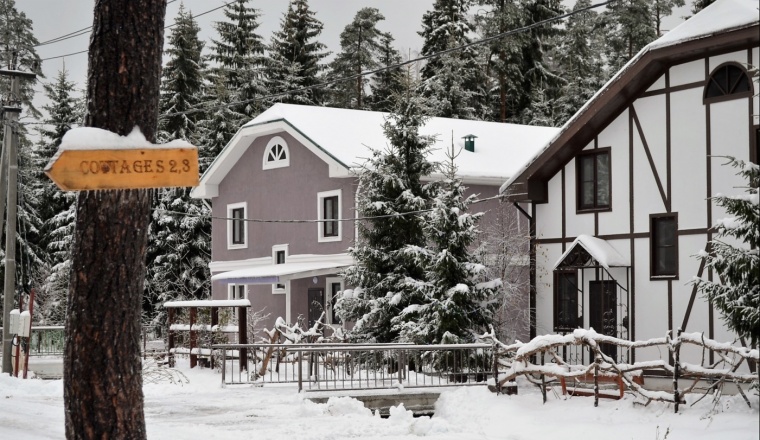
[[208, 0, 268, 119], [419, 0, 488, 119], [420, 35, 478, 119], [691, 0, 714, 14], [159, 4, 206, 143], [694, 158, 759, 345], [0, 0, 43, 118], [475, 0, 526, 122], [337, 93, 437, 343], [366, 33, 405, 112], [267, 0, 329, 106], [602, 0, 658, 72], [554, 0, 605, 125], [196, 78, 247, 172], [395, 146, 500, 344], [327, 7, 387, 109]]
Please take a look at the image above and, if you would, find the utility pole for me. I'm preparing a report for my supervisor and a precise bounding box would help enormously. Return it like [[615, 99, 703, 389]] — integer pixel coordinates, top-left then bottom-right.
[[1, 65, 35, 374]]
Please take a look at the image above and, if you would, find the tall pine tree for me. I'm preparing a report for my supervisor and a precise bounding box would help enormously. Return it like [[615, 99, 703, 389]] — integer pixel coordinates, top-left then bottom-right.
[[395, 145, 500, 344], [267, 0, 329, 106], [327, 7, 387, 109], [159, 4, 206, 143], [602, 0, 658, 72], [208, 0, 268, 119], [366, 33, 405, 112], [337, 92, 437, 343]]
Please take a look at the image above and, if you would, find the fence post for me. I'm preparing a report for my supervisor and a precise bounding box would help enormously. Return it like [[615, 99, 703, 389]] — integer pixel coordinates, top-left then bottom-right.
[[397, 350, 403, 386], [673, 328, 682, 413], [298, 350, 303, 392], [189, 307, 197, 368], [593, 354, 600, 408], [541, 351, 547, 404], [167, 308, 175, 367], [221, 346, 227, 387], [492, 341, 499, 395]]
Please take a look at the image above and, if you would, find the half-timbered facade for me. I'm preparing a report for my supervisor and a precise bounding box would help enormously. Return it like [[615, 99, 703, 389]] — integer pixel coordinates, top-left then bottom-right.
[[192, 104, 558, 334], [501, 0, 758, 366]]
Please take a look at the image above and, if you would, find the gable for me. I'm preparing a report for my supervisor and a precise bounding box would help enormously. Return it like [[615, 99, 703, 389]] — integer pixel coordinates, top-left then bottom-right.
[[503, 23, 759, 203]]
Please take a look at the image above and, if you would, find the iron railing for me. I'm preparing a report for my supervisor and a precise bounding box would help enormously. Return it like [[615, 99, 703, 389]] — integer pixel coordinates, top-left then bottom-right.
[[212, 342, 496, 392]]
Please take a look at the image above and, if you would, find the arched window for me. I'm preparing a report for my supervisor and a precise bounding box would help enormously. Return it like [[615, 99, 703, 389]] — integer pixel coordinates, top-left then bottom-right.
[[262, 136, 290, 170], [704, 62, 753, 104]]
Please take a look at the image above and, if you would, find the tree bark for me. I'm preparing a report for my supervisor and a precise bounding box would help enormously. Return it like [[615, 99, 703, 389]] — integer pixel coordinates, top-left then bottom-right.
[[63, 1, 166, 439]]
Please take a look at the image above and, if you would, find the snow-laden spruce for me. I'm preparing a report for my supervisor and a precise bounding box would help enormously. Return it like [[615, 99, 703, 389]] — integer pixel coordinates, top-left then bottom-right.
[[693, 157, 759, 345]]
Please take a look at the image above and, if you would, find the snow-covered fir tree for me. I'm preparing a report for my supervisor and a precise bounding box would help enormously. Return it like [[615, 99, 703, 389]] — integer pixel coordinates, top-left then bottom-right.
[[158, 4, 206, 143], [518, 0, 564, 125], [419, 0, 488, 119], [196, 78, 247, 173], [694, 157, 759, 345], [0, 0, 43, 118], [691, 0, 715, 14], [33, 67, 80, 321], [267, 0, 329, 106], [394, 145, 500, 344], [366, 33, 405, 113], [553, 0, 605, 125], [207, 0, 268, 119], [475, 0, 526, 122], [602, 0, 658, 72], [651, 0, 685, 36], [337, 93, 437, 343], [327, 7, 387, 109]]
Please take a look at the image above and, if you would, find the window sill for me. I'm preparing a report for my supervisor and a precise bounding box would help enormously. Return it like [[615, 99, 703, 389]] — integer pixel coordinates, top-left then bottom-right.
[[576, 207, 611, 214], [318, 235, 342, 243], [650, 275, 678, 281], [227, 243, 248, 250]]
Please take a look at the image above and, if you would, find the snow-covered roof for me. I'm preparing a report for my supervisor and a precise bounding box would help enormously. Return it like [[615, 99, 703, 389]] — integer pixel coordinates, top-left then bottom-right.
[[553, 235, 630, 271], [163, 299, 251, 308], [211, 259, 352, 284], [500, 0, 759, 195], [193, 104, 559, 198]]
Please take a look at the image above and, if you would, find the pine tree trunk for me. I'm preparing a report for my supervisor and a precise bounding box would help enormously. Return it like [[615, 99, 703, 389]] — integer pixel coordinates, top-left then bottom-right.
[[63, 1, 166, 439]]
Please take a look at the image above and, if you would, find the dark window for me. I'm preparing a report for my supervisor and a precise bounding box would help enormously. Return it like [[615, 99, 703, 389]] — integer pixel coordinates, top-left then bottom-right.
[[231, 285, 246, 300], [554, 270, 579, 332], [231, 207, 245, 245], [275, 250, 286, 290], [323, 196, 339, 237], [651, 214, 678, 278], [704, 63, 753, 103], [267, 144, 287, 162], [577, 149, 611, 211], [589, 281, 618, 359], [752, 126, 759, 165]]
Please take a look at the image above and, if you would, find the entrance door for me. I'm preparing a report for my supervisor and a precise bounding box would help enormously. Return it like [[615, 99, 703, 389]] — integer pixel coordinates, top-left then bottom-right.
[[589, 281, 617, 360], [307, 288, 325, 329]]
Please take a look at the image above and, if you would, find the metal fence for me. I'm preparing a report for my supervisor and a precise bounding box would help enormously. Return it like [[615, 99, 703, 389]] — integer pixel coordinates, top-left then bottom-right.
[[213, 342, 496, 392], [27, 326, 66, 357]]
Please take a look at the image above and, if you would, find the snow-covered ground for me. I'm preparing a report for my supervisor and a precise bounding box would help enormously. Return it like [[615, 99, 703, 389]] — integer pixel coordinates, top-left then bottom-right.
[[1, 359, 757, 440]]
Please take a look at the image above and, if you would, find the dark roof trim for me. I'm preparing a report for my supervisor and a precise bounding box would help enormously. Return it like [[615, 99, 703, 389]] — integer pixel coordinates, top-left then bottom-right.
[[507, 25, 759, 203]]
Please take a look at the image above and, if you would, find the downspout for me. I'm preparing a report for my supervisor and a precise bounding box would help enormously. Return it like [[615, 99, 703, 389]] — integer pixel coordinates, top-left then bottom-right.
[[513, 202, 536, 341]]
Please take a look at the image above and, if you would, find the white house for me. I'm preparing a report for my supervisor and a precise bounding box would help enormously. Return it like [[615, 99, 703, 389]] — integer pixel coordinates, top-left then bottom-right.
[[501, 0, 758, 367]]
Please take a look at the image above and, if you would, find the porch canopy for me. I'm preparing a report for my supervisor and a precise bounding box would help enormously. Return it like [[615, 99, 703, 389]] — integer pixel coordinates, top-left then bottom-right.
[[211, 260, 351, 285], [553, 235, 630, 270]]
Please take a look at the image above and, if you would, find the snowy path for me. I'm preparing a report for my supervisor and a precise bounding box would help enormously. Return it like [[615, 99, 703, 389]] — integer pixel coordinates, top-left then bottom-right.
[[1, 361, 758, 439]]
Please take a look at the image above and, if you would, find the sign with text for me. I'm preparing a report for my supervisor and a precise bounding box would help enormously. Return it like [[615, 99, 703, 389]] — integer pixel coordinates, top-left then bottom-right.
[[45, 148, 199, 191]]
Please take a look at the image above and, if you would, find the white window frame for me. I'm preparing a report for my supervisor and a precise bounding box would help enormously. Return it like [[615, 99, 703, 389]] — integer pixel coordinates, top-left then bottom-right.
[[272, 244, 289, 295], [325, 276, 344, 326], [227, 202, 248, 250], [317, 189, 342, 243], [262, 136, 290, 170], [228, 284, 248, 300]]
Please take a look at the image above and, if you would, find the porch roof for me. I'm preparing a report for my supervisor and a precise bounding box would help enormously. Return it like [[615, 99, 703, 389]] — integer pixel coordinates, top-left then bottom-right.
[[553, 235, 630, 271], [211, 260, 351, 285]]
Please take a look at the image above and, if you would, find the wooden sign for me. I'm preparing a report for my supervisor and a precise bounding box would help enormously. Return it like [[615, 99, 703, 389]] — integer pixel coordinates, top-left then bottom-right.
[[44, 148, 199, 191]]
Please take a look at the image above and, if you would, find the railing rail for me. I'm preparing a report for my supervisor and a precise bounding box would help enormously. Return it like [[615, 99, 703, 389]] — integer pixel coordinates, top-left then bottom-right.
[[212, 342, 495, 392]]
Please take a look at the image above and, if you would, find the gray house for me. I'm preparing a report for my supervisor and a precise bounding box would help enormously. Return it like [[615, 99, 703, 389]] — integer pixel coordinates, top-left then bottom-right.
[[191, 103, 558, 334]]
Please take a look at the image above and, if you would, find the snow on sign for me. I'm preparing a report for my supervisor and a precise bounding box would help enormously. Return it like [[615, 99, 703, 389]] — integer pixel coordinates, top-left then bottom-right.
[[44, 127, 199, 191]]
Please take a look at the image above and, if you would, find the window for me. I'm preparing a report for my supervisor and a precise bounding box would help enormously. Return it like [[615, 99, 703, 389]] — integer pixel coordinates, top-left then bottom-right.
[[272, 244, 288, 293], [554, 270, 579, 332], [704, 63, 753, 104], [317, 189, 342, 242], [650, 213, 678, 278], [262, 136, 290, 170], [228, 284, 247, 300], [576, 149, 611, 211], [227, 202, 247, 249], [751, 126, 759, 165], [325, 277, 344, 325]]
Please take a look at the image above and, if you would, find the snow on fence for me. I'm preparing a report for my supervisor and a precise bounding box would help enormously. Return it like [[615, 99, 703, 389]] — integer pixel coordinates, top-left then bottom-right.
[[485, 328, 759, 412]]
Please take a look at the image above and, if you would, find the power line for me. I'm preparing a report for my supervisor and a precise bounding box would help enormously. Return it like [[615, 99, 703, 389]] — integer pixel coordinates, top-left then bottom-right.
[[153, 193, 506, 224], [161, 0, 617, 119]]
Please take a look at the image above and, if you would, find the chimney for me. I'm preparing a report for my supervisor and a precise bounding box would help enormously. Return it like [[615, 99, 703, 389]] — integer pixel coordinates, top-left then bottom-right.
[[462, 134, 477, 152]]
